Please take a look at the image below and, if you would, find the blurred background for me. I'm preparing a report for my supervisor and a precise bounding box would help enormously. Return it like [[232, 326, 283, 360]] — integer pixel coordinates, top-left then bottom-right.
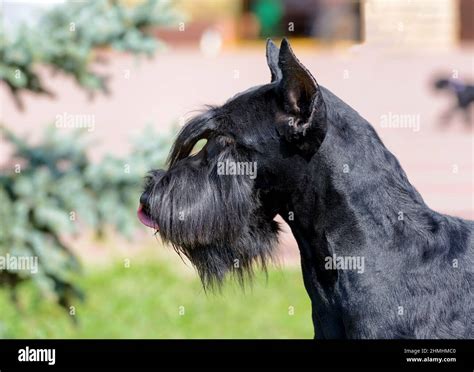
[[0, 0, 472, 338]]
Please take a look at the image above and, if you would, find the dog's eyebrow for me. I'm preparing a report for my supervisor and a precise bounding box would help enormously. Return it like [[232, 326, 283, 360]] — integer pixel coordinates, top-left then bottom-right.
[[168, 107, 219, 166]]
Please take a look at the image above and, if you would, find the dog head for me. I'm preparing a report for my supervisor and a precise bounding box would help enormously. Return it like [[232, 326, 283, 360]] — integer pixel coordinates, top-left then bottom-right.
[[138, 39, 328, 289]]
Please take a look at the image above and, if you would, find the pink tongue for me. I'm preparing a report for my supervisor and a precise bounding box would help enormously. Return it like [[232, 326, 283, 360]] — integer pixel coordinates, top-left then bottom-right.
[[137, 204, 159, 230]]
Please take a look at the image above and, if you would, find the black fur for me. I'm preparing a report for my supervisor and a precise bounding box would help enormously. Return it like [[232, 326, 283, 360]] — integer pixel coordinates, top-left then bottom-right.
[[140, 39, 474, 339], [141, 108, 279, 290]]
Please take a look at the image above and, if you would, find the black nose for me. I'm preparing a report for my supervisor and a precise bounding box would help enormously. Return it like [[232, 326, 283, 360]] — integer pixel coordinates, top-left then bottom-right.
[[140, 191, 150, 206]]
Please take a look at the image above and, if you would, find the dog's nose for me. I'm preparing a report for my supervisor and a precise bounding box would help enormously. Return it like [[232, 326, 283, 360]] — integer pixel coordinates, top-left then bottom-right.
[[138, 191, 159, 230], [140, 191, 149, 206]]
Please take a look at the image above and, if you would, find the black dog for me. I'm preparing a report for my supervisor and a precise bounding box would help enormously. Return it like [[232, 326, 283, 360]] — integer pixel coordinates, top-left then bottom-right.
[[434, 77, 474, 126], [139, 39, 473, 339]]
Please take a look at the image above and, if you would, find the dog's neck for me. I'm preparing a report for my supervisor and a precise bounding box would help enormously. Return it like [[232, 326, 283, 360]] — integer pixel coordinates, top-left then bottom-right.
[[279, 97, 430, 338], [284, 93, 428, 254]]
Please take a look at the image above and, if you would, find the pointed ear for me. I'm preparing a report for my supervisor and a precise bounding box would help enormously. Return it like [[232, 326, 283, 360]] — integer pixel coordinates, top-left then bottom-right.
[[277, 38, 326, 145], [266, 39, 282, 82]]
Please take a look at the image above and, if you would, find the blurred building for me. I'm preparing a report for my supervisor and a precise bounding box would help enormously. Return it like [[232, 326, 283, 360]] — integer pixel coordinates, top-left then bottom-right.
[[365, 0, 459, 50], [151, 0, 473, 50]]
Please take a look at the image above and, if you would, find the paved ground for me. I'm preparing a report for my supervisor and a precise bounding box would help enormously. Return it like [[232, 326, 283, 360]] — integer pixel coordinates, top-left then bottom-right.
[[1, 44, 473, 264]]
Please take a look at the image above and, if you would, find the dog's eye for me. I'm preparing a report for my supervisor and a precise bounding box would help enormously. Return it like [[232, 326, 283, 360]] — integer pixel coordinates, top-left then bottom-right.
[[190, 139, 208, 156]]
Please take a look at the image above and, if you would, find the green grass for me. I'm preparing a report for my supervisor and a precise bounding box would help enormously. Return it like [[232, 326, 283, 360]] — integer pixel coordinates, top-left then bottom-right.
[[0, 260, 312, 338]]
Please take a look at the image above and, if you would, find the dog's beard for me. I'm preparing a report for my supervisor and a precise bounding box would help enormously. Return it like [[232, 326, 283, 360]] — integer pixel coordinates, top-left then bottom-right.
[[145, 155, 280, 290], [178, 213, 279, 290]]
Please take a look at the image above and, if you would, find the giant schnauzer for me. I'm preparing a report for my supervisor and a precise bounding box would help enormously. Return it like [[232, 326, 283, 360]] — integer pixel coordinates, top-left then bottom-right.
[[138, 39, 473, 339]]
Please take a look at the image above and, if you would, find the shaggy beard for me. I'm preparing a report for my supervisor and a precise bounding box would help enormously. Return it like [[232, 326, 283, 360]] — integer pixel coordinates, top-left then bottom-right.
[[176, 214, 279, 290], [145, 159, 280, 290]]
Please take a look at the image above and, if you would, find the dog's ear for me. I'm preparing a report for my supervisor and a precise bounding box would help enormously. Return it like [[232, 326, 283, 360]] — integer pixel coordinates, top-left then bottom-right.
[[266, 39, 282, 82], [277, 38, 326, 148]]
